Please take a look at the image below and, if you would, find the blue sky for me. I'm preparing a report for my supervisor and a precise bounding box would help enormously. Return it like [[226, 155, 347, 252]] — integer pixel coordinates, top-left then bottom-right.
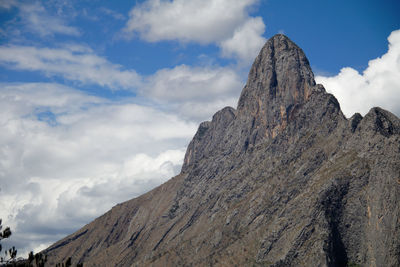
[[0, 0, 399, 257]]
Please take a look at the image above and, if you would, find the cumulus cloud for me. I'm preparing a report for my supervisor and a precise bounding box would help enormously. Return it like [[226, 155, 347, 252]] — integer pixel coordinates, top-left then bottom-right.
[[141, 64, 244, 120], [124, 0, 257, 43], [0, 62, 247, 255], [316, 29, 400, 118], [0, 82, 197, 255], [0, 1, 260, 254], [219, 17, 266, 64], [0, 45, 141, 90], [1, 1, 80, 37], [123, 0, 265, 64]]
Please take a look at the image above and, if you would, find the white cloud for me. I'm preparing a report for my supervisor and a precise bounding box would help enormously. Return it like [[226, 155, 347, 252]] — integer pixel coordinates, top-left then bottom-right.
[[0, 82, 197, 255], [143, 65, 241, 101], [141, 64, 244, 120], [0, 43, 246, 120], [219, 17, 266, 64], [0, 45, 142, 90], [0, 42, 247, 121], [124, 0, 257, 43], [0, 1, 261, 255], [1, 1, 80, 37], [0, 62, 247, 255], [316, 29, 400, 118], [123, 0, 265, 64]]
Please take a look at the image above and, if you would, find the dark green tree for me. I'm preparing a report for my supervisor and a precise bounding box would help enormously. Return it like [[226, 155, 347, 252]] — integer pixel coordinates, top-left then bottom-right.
[[65, 257, 71, 267], [0, 220, 79, 267], [0, 219, 17, 264], [55, 257, 75, 267], [28, 251, 34, 265], [33, 252, 47, 267]]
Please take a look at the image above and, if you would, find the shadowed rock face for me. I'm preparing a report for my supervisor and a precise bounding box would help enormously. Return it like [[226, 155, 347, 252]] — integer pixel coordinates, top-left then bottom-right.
[[44, 35, 400, 267]]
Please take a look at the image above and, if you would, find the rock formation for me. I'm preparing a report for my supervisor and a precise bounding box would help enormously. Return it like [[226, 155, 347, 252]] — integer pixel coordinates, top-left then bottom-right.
[[44, 34, 400, 267]]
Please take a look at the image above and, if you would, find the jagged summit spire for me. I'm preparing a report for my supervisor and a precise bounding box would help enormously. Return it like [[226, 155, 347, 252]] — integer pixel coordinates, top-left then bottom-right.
[[183, 35, 328, 170], [236, 34, 322, 139], [238, 34, 317, 113]]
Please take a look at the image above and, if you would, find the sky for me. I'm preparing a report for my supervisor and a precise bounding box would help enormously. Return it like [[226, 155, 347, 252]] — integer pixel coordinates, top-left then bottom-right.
[[0, 0, 399, 257]]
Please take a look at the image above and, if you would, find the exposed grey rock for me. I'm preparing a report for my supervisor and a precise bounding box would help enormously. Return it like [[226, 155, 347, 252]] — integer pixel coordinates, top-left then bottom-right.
[[43, 34, 400, 267], [182, 106, 236, 172], [349, 113, 363, 133]]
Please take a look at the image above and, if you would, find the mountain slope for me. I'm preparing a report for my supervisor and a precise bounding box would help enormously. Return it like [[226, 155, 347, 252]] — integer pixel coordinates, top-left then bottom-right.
[[44, 34, 400, 267]]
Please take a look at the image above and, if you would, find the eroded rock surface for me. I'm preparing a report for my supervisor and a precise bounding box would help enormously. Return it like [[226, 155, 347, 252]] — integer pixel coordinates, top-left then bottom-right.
[[44, 34, 400, 267]]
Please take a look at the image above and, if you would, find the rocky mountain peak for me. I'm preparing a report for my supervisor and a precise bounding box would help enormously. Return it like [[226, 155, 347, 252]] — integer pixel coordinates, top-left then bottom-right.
[[43, 34, 400, 267], [238, 34, 318, 111], [238, 34, 315, 113], [236, 34, 324, 140], [182, 35, 330, 171]]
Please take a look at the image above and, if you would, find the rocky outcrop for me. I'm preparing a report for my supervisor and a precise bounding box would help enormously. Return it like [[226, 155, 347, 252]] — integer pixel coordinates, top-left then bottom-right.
[[44, 34, 400, 267], [182, 106, 236, 172]]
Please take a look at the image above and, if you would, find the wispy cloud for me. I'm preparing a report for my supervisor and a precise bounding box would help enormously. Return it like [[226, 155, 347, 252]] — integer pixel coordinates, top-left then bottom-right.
[[0, 43, 245, 120], [20, 2, 80, 37], [0, 0, 17, 9], [1, 1, 80, 37], [0, 44, 142, 90], [99, 7, 125, 21]]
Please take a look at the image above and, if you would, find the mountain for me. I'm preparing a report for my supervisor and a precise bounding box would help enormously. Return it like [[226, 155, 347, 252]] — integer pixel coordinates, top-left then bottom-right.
[[44, 34, 400, 266]]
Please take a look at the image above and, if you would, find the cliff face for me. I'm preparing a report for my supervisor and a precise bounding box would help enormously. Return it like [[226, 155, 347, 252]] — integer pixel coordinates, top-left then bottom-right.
[[45, 35, 400, 267]]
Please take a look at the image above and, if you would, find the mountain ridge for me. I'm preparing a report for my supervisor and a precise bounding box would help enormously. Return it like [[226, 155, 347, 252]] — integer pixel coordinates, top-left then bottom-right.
[[44, 34, 400, 267]]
